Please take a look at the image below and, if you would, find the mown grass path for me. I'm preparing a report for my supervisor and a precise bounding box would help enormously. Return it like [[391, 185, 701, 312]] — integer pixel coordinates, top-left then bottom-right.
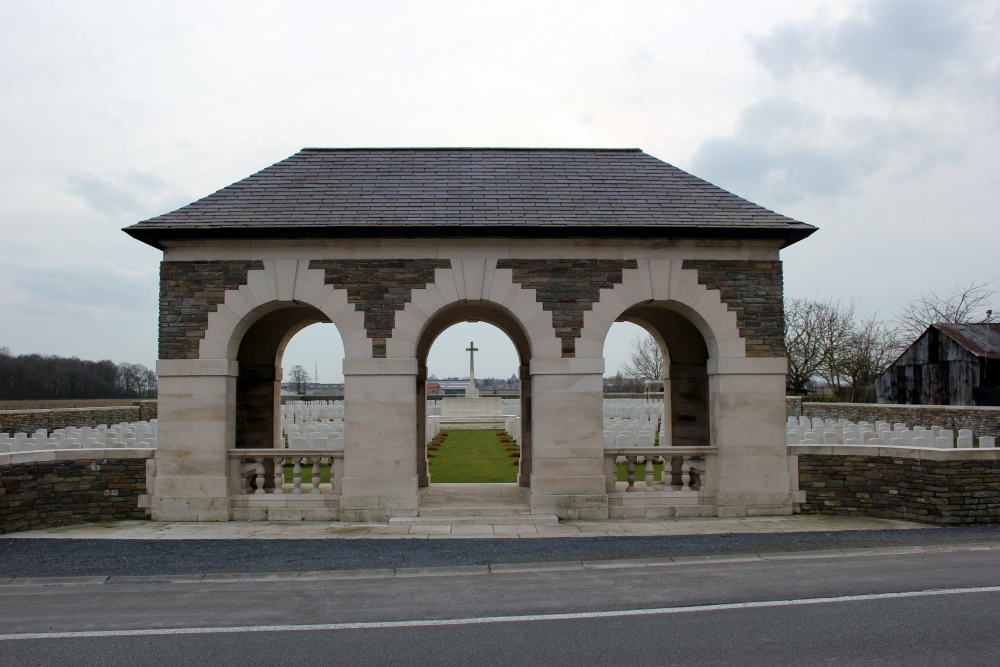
[[428, 430, 519, 483]]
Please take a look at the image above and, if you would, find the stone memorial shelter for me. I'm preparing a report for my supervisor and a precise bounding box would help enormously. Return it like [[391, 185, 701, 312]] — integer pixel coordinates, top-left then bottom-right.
[[125, 148, 816, 522]]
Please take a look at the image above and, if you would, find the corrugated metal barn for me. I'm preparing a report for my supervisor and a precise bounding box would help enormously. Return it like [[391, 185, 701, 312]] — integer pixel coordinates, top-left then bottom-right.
[[876, 323, 1000, 406]]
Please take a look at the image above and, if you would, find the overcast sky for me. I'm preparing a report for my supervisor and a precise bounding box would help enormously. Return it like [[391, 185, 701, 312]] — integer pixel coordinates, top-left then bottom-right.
[[1, 0, 997, 382]]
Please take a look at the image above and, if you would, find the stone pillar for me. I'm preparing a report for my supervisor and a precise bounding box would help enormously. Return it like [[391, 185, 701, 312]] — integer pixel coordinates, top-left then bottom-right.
[[150, 359, 237, 521], [528, 358, 608, 520], [661, 365, 672, 445], [709, 357, 792, 517], [339, 358, 420, 522]]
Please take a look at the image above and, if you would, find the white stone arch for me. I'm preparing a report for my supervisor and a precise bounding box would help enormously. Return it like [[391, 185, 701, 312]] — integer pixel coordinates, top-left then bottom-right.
[[196, 259, 367, 362], [579, 259, 744, 361], [384, 259, 564, 360]]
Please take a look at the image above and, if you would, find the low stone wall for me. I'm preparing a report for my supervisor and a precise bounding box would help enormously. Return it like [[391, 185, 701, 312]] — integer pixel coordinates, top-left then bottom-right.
[[0, 401, 158, 435], [791, 444, 1000, 525], [0, 449, 152, 534], [785, 398, 1000, 439]]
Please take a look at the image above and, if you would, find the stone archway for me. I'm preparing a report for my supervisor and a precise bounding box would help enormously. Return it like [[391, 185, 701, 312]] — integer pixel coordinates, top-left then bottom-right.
[[414, 302, 534, 488], [234, 304, 331, 451]]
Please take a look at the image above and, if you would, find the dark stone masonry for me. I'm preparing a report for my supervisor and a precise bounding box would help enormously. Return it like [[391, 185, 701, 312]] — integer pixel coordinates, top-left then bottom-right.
[[159, 260, 264, 360], [682, 260, 784, 357], [797, 453, 1000, 525], [0, 458, 148, 534], [0, 403, 157, 435], [498, 259, 638, 357], [310, 259, 451, 358]]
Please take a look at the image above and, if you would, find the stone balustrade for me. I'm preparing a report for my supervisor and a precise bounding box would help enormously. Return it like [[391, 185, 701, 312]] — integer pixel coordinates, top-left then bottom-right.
[[227, 448, 345, 496], [602, 446, 717, 519]]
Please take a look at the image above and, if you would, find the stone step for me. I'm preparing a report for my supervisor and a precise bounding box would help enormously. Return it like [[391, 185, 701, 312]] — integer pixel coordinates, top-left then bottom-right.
[[417, 506, 532, 516], [389, 514, 559, 526]]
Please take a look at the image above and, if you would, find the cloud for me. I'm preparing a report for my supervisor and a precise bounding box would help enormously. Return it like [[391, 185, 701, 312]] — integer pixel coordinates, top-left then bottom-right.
[[688, 96, 934, 202], [751, 0, 993, 96], [64, 169, 190, 221], [0, 258, 157, 318]]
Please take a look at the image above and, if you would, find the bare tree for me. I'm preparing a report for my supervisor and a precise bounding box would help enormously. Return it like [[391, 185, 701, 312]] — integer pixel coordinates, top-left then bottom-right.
[[619, 333, 664, 382], [784, 298, 855, 395], [839, 313, 904, 401], [289, 365, 311, 394], [816, 299, 858, 395], [896, 278, 997, 340], [784, 298, 827, 395]]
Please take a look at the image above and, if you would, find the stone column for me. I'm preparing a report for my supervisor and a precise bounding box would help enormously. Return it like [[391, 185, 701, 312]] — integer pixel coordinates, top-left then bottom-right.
[[709, 357, 792, 517], [528, 358, 608, 520], [339, 358, 420, 522], [150, 359, 237, 521]]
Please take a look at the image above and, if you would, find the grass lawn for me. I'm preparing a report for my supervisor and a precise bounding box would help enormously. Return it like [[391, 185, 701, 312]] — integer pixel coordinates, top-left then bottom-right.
[[281, 459, 331, 484], [429, 430, 519, 483], [615, 460, 665, 482]]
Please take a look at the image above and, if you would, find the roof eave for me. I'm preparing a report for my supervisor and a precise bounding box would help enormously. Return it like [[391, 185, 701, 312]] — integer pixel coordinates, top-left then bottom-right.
[[123, 223, 817, 251]]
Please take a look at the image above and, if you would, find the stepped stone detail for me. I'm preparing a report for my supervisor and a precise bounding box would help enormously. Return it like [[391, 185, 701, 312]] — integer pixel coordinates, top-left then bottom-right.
[[497, 259, 639, 357], [159, 260, 264, 360], [682, 259, 785, 357], [309, 259, 450, 358]]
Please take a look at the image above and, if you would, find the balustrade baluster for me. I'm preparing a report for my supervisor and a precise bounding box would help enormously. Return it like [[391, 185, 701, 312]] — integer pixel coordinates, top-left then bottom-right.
[[292, 458, 303, 494], [272, 457, 285, 494], [682, 457, 693, 491], [645, 457, 655, 490], [670, 456, 683, 491], [625, 455, 637, 492], [311, 458, 321, 494], [254, 458, 266, 495]]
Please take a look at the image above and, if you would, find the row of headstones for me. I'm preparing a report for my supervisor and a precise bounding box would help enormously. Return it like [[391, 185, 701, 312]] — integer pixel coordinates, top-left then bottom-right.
[[281, 401, 345, 424], [281, 417, 344, 450], [604, 412, 663, 448], [425, 399, 522, 417], [603, 399, 664, 420], [422, 416, 522, 445], [0, 421, 158, 454], [786, 416, 996, 449]]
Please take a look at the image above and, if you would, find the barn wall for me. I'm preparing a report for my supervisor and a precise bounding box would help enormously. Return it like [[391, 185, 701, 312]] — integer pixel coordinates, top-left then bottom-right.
[[876, 328, 982, 406]]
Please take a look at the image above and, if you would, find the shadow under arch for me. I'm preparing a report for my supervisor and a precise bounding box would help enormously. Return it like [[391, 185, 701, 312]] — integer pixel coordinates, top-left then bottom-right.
[[235, 304, 331, 450], [415, 302, 533, 488], [618, 302, 711, 447]]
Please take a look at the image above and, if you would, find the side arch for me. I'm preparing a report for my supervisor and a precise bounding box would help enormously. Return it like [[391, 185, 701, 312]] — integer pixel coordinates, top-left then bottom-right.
[[198, 259, 367, 362], [579, 259, 744, 361]]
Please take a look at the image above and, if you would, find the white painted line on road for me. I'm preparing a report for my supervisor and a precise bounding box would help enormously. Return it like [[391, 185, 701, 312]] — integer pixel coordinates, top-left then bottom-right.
[[3, 585, 1000, 641]]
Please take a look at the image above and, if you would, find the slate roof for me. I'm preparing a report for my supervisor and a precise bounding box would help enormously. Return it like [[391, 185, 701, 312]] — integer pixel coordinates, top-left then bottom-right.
[[935, 324, 1000, 360], [124, 148, 817, 248]]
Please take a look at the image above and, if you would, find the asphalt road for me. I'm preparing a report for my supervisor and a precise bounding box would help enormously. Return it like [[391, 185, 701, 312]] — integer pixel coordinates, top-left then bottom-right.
[[3, 543, 1000, 666], [4, 524, 1000, 578]]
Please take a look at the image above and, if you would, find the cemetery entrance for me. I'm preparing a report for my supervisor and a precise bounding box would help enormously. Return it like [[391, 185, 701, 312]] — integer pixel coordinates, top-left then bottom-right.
[[126, 147, 814, 522]]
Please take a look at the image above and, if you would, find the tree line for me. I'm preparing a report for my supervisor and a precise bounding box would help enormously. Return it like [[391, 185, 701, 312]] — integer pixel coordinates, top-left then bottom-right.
[[0, 347, 157, 400]]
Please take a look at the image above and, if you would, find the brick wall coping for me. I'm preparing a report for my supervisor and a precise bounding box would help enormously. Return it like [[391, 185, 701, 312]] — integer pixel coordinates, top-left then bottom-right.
[[0, 406, 147, 417], [0, 448, 154, 467], [789, 444, 1000, 462], [785, 396, 1000, 414], [797, 401, 1000, 415]]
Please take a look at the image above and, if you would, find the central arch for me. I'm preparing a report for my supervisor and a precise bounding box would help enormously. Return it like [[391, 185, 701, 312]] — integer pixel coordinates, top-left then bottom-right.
[[415, 302, 534, 488]]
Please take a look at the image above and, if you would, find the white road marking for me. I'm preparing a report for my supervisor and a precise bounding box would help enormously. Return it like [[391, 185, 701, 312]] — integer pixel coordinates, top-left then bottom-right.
[[2, 585, 999, 641]]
